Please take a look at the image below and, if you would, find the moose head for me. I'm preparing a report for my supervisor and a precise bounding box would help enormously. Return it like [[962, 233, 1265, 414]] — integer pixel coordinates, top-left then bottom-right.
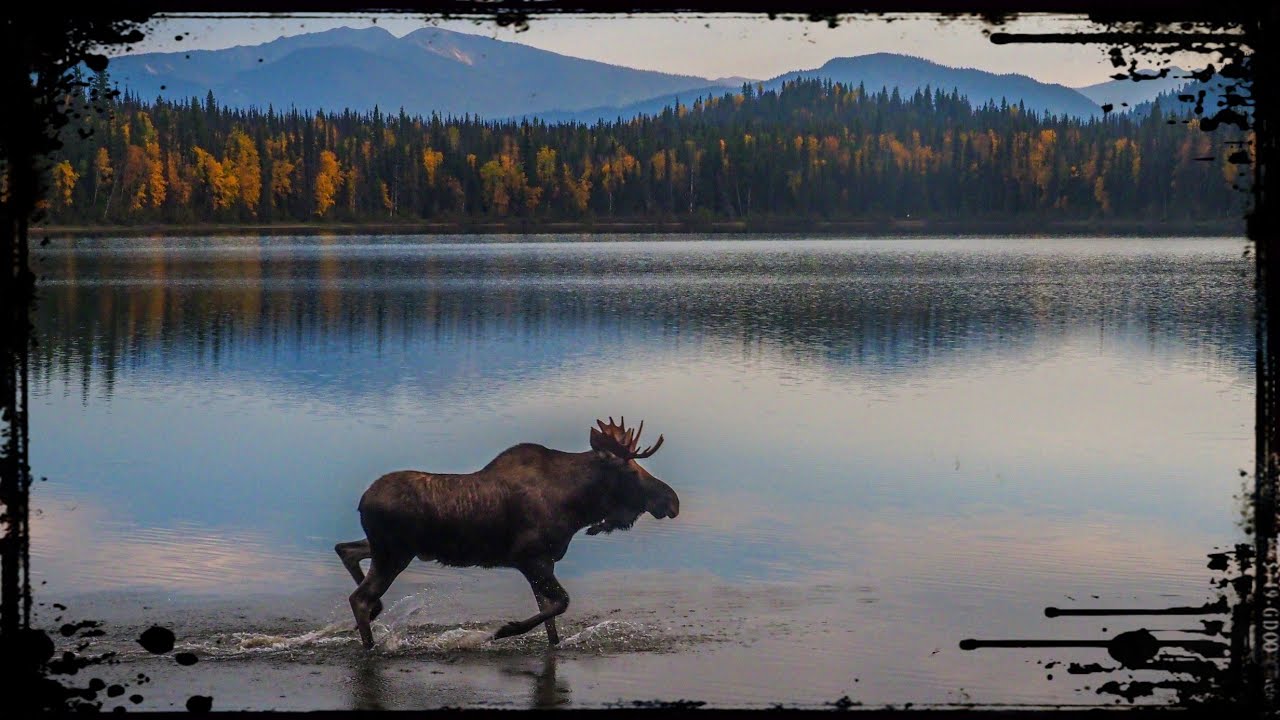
[[586, 416, 680, 534]]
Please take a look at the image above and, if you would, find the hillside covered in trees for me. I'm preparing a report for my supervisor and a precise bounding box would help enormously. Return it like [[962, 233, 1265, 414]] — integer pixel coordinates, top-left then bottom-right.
[[36, 71, 1250, 227]]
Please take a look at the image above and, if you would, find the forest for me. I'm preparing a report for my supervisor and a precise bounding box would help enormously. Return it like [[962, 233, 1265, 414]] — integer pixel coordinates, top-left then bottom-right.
[[34, 70, 1250, 226]]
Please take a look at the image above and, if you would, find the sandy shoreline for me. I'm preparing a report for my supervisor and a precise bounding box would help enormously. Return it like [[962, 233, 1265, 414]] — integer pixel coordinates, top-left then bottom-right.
[[34, 565, 1209, 711]]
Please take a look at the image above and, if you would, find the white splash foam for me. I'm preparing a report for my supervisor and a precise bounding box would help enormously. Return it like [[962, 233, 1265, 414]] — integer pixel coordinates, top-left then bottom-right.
[[375, 625, 494, 653], [202, 620, 351, 655], [188, 610, 660, 659], [433, 628, 494, 650], [377, 591, 434, 626], [561, 619, 646, 647]]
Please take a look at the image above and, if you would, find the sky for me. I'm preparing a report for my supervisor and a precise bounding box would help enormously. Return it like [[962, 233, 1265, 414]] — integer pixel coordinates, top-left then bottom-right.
[[109, 13, 1223, 89]]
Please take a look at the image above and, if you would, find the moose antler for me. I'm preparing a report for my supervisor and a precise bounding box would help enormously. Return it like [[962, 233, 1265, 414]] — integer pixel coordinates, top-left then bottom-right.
[[591, 416, 664, 460]]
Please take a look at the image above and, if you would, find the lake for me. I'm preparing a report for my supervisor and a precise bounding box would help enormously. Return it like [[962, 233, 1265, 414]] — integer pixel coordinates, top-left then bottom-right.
[[27, 235, 1252, 709]]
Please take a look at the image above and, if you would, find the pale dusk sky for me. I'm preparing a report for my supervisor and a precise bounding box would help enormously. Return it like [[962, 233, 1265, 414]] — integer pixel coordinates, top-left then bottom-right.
[[110, 13, 1225, 89]]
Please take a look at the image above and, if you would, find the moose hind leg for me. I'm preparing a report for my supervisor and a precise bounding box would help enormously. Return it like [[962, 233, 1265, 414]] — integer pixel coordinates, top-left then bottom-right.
[[336, 539, 385, 623], [493, 563, 569, 643], [336, 539, 371, 584], [349, 550, 411, 650]]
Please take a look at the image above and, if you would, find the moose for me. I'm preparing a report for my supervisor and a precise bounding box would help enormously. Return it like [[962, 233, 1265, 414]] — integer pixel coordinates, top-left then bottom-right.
[[335, 417, 680, 650]]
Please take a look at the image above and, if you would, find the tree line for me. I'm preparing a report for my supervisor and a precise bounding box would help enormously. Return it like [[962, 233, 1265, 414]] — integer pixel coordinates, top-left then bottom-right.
[[36, 69, 1250, 225]]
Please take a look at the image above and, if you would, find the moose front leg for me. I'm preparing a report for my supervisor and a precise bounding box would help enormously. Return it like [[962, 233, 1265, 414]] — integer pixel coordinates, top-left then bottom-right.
[[493, 562, 569, 644]]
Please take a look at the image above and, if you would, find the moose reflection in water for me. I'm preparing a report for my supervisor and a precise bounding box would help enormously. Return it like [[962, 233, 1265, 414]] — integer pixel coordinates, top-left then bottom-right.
[[336, 417, 680, 650]]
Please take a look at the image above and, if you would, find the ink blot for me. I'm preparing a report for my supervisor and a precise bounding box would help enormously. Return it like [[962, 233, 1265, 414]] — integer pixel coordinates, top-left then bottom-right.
[[137, 626, 175, 654]]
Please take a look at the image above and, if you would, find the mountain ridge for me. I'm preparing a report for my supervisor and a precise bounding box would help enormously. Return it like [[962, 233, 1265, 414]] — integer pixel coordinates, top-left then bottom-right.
[[526, 52, 1104, 124], [107, 27, 1105, 121], [107, 25, 724, 118], [1074, 67, 1192, 110]]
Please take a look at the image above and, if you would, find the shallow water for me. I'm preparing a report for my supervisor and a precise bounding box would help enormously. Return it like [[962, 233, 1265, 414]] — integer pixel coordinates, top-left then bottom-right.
[[28, 235, 1252, 709]]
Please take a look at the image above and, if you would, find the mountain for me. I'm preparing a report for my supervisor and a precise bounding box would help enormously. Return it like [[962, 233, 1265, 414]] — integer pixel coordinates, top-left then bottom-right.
[[774, 54, 1101, 119], [105, 26, 729, 119], [710, 76, 759, 87], [527, 83, 733, 125], [1128, 76, 1253, 129], [109, 31, 1103, 123], [531, 52, 1103, 124], [1075, 68, 1191, 111]]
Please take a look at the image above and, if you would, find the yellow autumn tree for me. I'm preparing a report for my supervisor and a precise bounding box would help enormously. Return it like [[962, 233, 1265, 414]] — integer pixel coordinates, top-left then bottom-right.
[[535, 146, 557, 194], [165, 152, 192, 208], [192, 146, 239, 211], [422, 148, 444, 186], [479, 159, 512, 216], [380, 181, 394, 216], [1029, 128, 1057, 197], [145, 141, 166, 208], [1093, 176, 1111, 215], [270, 158, 295, 209], [52, 160, 79, 208], [561, 161, 592, 214], [649, 151, 667, 181], [599, 145, 637, 215], [265, 134, 294, 210], [225, 129, 261, 215], [122, 145, 150, 211], [314, 149, 342, 217], [92, 147, 113, 208]]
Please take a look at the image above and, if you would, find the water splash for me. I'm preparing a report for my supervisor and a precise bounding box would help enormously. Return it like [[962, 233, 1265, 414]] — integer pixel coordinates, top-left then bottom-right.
[[378, 625, 494, 653], [561, 620, 648, 649], [424, 627, 494, 651], [199, 620, 352, 656], [168, 610, 680, 661]]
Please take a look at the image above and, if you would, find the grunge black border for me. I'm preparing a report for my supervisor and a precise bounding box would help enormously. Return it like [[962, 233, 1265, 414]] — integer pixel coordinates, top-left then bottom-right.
[[0, 1, 1272, 715]]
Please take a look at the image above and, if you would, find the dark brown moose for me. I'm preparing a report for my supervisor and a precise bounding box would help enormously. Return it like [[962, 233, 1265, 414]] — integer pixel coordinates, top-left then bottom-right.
[[336, 417, 680, 650]]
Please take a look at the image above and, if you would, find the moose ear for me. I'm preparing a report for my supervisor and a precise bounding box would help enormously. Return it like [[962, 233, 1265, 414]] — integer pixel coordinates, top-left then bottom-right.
[[590, 427, 627, 462], [589, 427, 610, 453]]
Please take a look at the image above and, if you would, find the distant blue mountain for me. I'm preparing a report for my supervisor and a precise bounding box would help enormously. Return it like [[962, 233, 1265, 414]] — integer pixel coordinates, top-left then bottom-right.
[[775, 54, 1102, 118], [108, 30, 1104, 122], [529, 52, 1105, 124], [527, 84, 733, 125], [1129, 75, 1253, 129], [1075, 67, 1191, 112], [105, 26, 737, 119]]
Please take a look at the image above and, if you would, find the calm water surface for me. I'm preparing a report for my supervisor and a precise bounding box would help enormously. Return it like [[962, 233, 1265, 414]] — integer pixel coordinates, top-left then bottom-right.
[[28, 235, 1252, 709]]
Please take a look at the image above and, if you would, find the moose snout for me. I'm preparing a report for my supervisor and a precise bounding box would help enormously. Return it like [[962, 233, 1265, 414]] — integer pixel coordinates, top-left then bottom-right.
[[650, 490, 680, 519]]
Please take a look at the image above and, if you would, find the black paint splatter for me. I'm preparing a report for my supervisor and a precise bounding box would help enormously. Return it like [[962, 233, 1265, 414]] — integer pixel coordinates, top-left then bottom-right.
[[137, 626, 175, 654]]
